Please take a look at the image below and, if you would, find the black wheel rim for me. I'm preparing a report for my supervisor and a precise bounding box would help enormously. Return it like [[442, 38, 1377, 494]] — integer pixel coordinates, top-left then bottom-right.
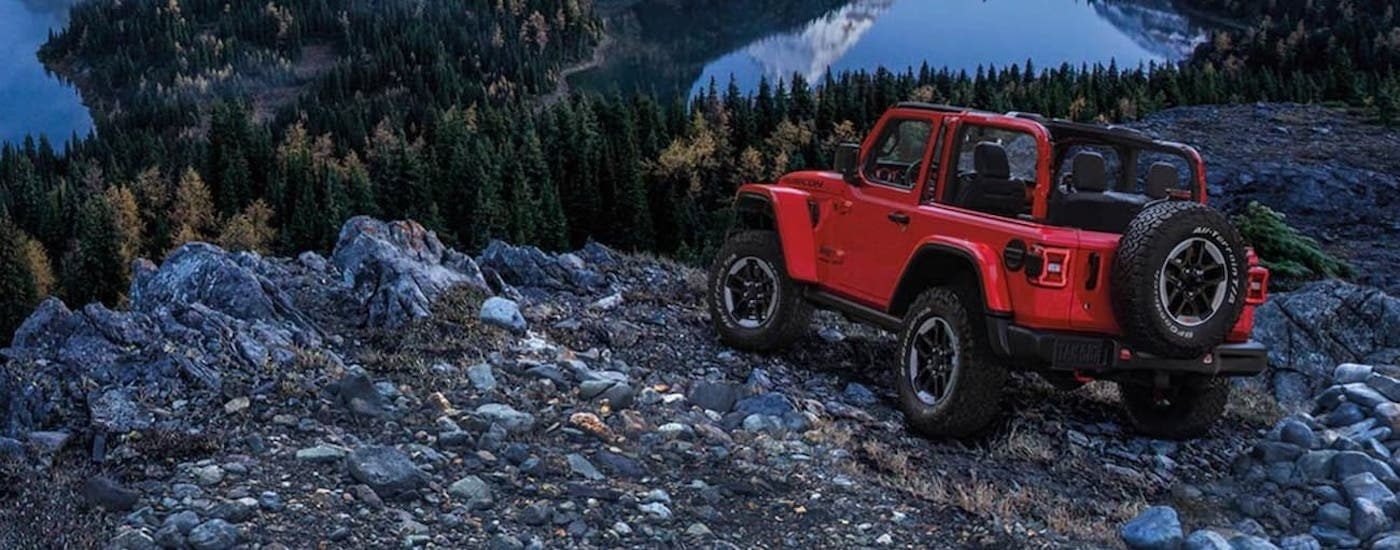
[[722, 256, 779, 329], [907, 317, 959, 406], [1159, 237, 1229, 327]]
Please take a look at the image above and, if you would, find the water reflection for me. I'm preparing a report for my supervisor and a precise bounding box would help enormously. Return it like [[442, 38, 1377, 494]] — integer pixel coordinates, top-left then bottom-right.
[[0, 0, 94, 148], [578, 0, 1218, 100]]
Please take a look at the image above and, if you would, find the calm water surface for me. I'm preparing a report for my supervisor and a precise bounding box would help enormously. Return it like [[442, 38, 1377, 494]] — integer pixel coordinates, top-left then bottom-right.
[[578, 0, 1217, 99], [0, 0, 93, 148]]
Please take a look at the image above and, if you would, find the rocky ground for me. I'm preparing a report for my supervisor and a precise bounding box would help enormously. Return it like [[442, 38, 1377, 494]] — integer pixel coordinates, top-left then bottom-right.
[[1132, 103, 1400, 294], [0, 215, 1294, 550], [0, 103, 1398, 549]]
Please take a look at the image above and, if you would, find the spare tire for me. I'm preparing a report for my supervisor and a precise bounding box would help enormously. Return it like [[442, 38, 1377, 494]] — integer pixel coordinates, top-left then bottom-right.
[[1111, 201, 1248, 359]]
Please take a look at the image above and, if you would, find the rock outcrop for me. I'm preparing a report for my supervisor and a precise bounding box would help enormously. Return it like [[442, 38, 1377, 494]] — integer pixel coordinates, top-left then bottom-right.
[[332, 216, 488, 328], [478, 240, 610, 295], [1253, 280, 1400, 407], [0, 243, 339, 438]]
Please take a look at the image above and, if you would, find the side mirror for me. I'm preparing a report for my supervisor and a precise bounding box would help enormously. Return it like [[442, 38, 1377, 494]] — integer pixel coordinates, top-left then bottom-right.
[[833, 142, 861, 186]]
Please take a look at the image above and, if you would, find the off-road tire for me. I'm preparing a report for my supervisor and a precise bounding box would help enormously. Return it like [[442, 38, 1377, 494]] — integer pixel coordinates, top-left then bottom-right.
[[895, 288, 1006, 438], [1118, 376, 1230, 439], [707, 231, 812, 352], [1112, 201, 1248, 359]]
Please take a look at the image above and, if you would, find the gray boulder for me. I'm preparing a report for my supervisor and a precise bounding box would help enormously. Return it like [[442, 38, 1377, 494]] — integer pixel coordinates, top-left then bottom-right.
[[1253, 281, 1400, 407], [1350, 497, 1391, 540], [477, 240, 606, 292], [1277, 534, 1321, 550], [474, 404, 536, 433], [1184, 530, 1231, 550], [1228, 535, 1280, 550], [448, 475, 494, 510], [1121, 506, 1184, 550], [331, 217, 488, 328], [187, 519, 239, 550], [346, 446, 426, 500], [479, 298, 527, 333]]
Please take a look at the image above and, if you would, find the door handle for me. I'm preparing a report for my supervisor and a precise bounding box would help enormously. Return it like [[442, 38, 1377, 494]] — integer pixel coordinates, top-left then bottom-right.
[[888, 211, 911, 225]]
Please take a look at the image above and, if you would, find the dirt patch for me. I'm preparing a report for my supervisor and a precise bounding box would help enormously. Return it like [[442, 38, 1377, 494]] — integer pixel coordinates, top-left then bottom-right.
[[251, 44, 339, 124]]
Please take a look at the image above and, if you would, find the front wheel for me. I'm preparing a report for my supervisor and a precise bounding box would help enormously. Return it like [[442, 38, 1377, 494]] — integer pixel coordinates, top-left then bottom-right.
[[894, 288, 1006, 438], [1118, 375, 1230, 439], [707, 231, 812, 352]]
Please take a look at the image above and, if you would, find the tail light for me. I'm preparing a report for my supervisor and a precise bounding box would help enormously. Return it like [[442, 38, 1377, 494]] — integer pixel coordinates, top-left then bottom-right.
[[1246, 267, 1269, 305], [1030, 245, 1071, 288], [1245, 248, 1269, 305]]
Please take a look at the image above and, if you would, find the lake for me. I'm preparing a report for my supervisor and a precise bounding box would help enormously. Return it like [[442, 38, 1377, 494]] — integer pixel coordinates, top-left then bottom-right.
[[0, 0, 93, 149], [578, 0, 1219, 100], [0, 0, 1215, 146]]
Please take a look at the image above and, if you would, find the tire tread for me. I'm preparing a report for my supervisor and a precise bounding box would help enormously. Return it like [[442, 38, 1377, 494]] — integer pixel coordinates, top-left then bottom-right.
[[895, 288, 1006, 438]]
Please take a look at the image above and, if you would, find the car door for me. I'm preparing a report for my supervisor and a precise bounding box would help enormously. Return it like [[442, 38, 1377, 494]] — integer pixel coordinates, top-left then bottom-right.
[[818, 114, 941, 307]]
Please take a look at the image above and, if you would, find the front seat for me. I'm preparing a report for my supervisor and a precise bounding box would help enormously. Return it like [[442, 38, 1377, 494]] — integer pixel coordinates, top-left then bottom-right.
[[954, 142, 1026, 218]]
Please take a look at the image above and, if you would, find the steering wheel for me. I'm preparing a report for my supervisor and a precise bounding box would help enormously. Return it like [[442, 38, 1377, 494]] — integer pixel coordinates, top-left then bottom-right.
[[902, 159, 923, 187]]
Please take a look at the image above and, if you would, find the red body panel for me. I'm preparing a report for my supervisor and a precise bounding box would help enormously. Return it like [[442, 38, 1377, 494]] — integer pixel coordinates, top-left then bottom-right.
[[738, 184, 821, 283]]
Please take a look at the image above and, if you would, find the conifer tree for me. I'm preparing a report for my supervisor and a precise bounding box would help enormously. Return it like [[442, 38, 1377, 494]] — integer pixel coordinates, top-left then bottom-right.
[[0, 216, 41, 343], [170, 168, 218, 250], [219, 199, 278, 253], [62, 195, 126, 305]]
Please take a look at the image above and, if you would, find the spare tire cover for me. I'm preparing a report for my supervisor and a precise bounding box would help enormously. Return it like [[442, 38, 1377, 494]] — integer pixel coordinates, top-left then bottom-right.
[[1110, 200, 1248, 359]]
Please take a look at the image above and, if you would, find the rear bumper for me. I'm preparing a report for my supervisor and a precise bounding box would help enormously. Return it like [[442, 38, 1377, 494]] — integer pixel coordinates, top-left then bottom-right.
[[987, 317, 1268, 376]]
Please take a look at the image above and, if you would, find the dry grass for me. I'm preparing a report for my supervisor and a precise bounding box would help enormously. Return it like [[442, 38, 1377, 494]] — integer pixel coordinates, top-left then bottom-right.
[[1227, 383, 1285, 427], [988, 418, 1057, 463], [856, 440, 1035, 520], [1081, 381, 1121, 404], [357, 286, 509, 382], [429, 286, 493, 326], [126, 426, 225, 462], [1041, 494, 1145, 542], [857, 440, 954, 504], [848, 429, 1145, 546]]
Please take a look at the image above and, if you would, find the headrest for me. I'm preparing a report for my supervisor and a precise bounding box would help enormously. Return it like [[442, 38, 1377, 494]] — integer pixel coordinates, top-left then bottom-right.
[[973, 142, 1010, 179], [1145, 162, 1179, 199], [1071, 152, 1109, 192]]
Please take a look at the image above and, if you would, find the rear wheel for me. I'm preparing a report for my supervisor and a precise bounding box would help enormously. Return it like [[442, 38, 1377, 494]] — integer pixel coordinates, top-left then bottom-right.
[[707, 231, 812, 352], [1118, 375, 1230, 439], [894, 288, 1006, 438]]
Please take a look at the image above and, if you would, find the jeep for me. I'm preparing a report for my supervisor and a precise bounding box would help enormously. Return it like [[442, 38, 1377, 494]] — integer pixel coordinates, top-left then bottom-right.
[[707, 103, 1270, 439]]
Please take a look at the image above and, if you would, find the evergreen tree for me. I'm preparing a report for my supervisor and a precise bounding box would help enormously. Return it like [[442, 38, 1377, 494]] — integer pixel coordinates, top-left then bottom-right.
[[0, 216, 41, 343], [62, 195, 126, 305], [219, 199, 278, 253], [170, 168, 217, 249]]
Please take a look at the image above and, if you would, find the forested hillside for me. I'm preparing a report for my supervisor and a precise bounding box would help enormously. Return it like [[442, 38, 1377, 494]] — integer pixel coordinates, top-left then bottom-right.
[[1, 0, 1399, 341]]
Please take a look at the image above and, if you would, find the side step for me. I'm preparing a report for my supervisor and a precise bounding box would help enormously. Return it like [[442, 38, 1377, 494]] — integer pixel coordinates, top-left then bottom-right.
[[804, 289, 902, 331]]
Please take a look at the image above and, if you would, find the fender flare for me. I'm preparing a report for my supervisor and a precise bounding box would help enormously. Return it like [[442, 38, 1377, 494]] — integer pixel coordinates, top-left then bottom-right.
[[895, 238, 1012, 315], [734, 187, 819, 283]]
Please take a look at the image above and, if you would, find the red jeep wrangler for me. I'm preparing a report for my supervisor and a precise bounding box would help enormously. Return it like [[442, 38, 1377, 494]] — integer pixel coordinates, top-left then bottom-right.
[[707, 103, 1270, 439]]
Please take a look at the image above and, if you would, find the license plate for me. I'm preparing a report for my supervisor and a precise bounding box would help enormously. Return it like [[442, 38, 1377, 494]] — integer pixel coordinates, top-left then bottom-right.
[[1053, 339, 1108, 369]]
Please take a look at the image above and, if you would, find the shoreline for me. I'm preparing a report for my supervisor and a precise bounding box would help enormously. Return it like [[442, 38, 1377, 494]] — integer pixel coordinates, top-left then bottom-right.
[[536, 29, 615, 110]]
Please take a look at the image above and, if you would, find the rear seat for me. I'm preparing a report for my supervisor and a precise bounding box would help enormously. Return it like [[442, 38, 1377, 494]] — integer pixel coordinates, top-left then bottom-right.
[[1051, 152, 1148, 234]]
